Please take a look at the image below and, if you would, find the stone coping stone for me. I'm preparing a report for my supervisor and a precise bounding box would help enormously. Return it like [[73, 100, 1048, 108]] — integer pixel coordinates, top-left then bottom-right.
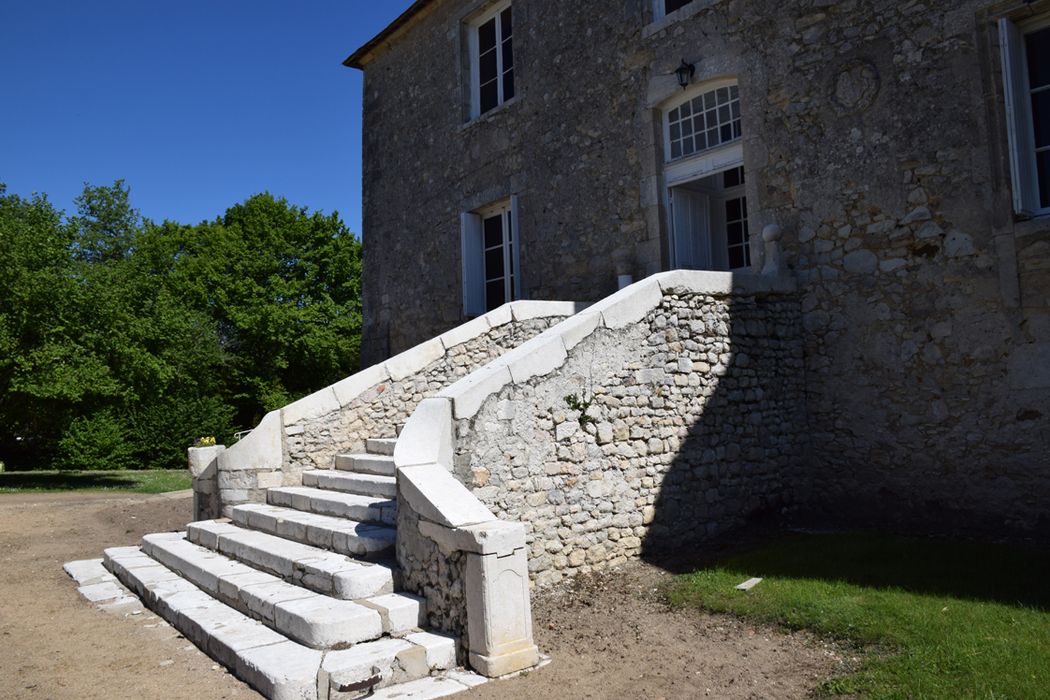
[[398, 464, 495, 529]]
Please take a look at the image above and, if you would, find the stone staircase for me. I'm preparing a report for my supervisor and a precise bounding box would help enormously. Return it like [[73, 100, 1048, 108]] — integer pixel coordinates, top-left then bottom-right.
[[91, 436, 485, 700]]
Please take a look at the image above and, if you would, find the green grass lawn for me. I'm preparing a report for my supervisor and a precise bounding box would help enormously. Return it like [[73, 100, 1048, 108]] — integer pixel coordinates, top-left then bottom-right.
[[0, 469, 191, 494], [666, 533, 1050, 699]]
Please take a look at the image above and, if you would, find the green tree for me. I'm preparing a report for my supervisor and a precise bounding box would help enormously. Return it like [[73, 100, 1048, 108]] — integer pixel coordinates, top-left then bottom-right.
[[185, 193, 362, 426], [0, 182, 361, 471]]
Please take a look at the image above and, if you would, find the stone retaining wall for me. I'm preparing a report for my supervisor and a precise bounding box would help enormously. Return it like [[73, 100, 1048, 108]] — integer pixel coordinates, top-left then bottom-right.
[[454, 288, 804, 586]]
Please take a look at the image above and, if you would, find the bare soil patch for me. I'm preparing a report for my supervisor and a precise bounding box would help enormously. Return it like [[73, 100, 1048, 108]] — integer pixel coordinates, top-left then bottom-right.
[[0, 491, 841, 699]]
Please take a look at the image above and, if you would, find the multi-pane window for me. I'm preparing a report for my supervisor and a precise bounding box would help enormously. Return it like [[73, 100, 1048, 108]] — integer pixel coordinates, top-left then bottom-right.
[[482, 208, 515, 311], [474, 3, 514, 116], [667, 84, 741, 161], [1000, 16, 1050, 215], [1026, 26, 1050, 208], [723, 168, 750, 269]]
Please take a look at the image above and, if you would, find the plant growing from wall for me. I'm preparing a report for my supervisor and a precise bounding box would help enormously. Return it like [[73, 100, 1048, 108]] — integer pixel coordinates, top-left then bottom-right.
[[563, 393, 596, 429]]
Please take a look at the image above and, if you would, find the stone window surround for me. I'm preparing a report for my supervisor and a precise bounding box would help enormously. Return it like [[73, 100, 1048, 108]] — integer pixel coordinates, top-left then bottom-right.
[[982, 0, 1050, 310], [461, 195, 523, 317], [643, 0, 720, 39], [465, 0, 514, 120], [654, 75, 759, 273]]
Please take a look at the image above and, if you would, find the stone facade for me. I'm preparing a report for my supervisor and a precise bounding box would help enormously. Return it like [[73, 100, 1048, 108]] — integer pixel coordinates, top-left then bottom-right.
[[453, 289, 804, 586], [350, 0, 1050, 537]]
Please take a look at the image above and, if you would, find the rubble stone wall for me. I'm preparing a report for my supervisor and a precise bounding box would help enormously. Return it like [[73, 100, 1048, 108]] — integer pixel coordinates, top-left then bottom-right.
[[283, 318, 556, 482], [452, 288, 805, 586]]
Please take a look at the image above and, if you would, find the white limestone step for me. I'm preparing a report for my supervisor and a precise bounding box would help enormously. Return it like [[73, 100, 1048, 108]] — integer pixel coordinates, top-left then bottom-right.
[[367, 674, 486, 700], [231, 503, 396, 558], [323, 632, 459, 696], [138, 532, 390, 648], [268, 486, 396, 525], [335, 453, 396, 476], [101, 545, 457, 700], [186, 520, 395, 600], [366, 437, 397, 456], [303, 469, 397, 499]]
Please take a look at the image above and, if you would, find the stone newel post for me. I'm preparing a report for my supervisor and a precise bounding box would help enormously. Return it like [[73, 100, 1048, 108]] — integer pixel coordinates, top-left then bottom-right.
[[188, 444, 225, 521]]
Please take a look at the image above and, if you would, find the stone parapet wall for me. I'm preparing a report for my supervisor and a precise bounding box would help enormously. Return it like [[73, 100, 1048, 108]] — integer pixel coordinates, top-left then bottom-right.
[[454, 285, 804, 586], [205, 302, 584, 516], [283, 316, 557, 482]]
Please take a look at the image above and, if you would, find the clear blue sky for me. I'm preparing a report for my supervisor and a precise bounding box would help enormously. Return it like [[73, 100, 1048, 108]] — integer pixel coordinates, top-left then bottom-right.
[[1, 1, 415, 238]]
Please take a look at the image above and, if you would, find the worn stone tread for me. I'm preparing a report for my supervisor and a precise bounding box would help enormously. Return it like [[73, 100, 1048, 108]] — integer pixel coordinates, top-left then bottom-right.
[[138, 532, 384, 648], [230, 503, 396, 558], [186, 519, 395, 600], [366, 675, 478, 700], [303, 469, 397, 499], [268, 486, 396, 525], [365, 437, 398, 456], [334, 453, 396, 476]]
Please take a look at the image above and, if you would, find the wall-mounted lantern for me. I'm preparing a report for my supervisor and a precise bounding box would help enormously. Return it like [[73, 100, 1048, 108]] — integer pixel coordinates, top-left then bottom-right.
[[675, 59, 696, 89]]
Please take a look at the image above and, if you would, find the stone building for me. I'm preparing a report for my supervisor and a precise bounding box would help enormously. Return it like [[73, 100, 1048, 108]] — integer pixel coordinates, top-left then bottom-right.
[[346, 0, 1050, 537], [63, 7, 1050, 694]]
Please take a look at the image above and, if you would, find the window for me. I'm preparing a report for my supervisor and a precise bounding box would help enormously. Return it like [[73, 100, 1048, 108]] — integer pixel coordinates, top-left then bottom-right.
[[664, 0, 695, 14], [461, 199, 520, 315], [666, 83, 741, 161], [1001, 16, 1050, 216], [470, 2, 514, 118], [722, 168, 751, 269], [482, 207, 515, 311], [669, 166, 750, 271]]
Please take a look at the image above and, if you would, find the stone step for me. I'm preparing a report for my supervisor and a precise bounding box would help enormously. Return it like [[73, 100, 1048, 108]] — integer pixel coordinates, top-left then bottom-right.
[[230, 503, 396, 558], [367, 674, 487, 699], [102, 545, 458, 700], [186, 520, 395, 600], [323, 633, 459, 697], [366, 437, 397, 456], [137, 532, 396, 648], [268, 486, 396, 525], [335, 453, 396, 477], [303, 469, 397, 499]]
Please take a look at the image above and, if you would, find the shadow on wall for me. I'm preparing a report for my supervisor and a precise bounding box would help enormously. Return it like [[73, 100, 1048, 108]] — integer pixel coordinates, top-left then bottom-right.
[[640, 291, 807, 559]]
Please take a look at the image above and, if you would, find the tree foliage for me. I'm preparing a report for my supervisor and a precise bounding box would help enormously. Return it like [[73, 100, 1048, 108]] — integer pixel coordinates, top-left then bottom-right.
[[0, 181, 362, 470]]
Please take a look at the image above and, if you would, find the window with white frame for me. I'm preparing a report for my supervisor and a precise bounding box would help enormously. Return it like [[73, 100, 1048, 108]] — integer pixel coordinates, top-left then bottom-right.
[[1001, 15, 1050, 216], [461, 199, 520, 316], [666, 82, 741, 161], [469, 2, 515, 118]]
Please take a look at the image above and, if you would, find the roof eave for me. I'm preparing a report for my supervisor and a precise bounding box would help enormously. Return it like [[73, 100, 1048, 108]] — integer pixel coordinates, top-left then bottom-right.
[[343, 0, 436, 69]]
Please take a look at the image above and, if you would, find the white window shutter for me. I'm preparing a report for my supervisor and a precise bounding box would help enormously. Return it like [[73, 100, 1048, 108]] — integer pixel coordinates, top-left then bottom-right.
[[1000, 17, 1036, 216], [461, 212, 485, 316], [510, 195, 523, 300]]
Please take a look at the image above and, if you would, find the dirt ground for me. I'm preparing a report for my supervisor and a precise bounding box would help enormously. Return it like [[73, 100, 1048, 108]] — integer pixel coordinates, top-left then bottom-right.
[[0, 491, 843, 699]]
